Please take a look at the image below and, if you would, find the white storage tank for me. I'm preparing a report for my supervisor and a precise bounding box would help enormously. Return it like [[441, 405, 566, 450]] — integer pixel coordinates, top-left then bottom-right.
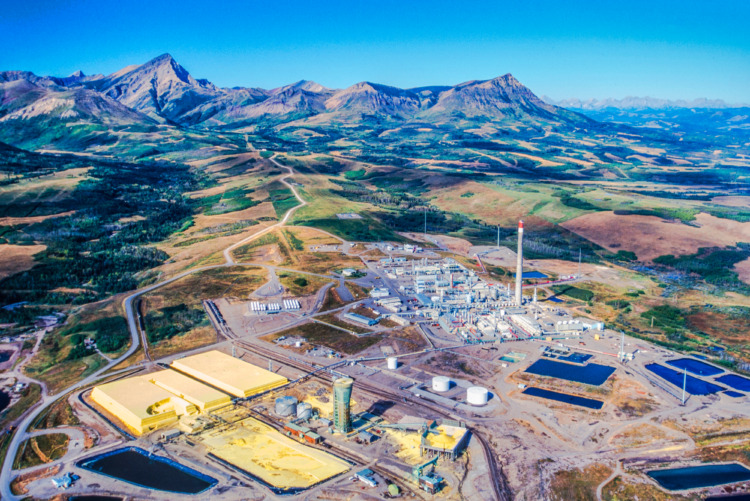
[[432, 376, 451, 392], [467, 386, 489, 406], [387, 357, 399, 370], [296, 402, 312, 420], [275, 396, 298, 416]]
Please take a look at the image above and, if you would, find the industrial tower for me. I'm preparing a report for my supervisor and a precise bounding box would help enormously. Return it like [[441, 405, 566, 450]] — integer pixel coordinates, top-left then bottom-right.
[[515, 220, 524, 306], [332, 377, 353, 433]]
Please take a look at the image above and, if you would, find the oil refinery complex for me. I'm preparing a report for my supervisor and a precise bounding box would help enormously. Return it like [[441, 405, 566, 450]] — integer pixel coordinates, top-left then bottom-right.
[[7, 221, 750, 500]]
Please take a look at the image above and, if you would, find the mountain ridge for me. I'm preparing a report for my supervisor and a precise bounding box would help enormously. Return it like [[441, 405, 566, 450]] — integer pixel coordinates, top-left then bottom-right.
[[0, 53, 618, 132]]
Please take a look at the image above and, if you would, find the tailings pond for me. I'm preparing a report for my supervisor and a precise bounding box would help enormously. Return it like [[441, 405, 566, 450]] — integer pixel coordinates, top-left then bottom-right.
[[716, 374, 750, 392], [524, 359, 615, 386], [666, 358, 723, 376], [522, 387, 603, 409], [648, 463, 750, 491], [78, 447, 216, 494], [645, 363, 724, 395]]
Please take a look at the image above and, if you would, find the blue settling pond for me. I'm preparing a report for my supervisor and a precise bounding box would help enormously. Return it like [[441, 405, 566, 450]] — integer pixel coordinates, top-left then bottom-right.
[[645, 364, 724, 395], [648, 463, 750, 491], [666, 358, 723, 376], [0, 350, 12, 363], [519, 271, 548, 279], [716, 374, 750, 392], [78, 447, 216, 494], [546, 296, 564, 303], [522, 387, 603, 410], [724, 390, 745, 398], [557, 352, 592, 364], [525, 359, 615, 386]]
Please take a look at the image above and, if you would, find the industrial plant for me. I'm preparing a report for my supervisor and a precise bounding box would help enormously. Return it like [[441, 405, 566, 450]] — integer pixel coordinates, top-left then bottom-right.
[[7, 220, 750, 500]]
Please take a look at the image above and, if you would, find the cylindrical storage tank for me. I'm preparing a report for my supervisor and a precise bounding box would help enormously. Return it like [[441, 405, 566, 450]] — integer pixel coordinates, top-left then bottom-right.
[[432, 376, 451, 392], [296, 402, 312, 420], [387, 357, 398, 370], [467, 386, 489, 406], [275, 396, 298, 416]]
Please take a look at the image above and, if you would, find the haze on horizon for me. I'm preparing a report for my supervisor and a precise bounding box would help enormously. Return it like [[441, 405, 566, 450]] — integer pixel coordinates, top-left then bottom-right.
[[2, 0, 749, 103]]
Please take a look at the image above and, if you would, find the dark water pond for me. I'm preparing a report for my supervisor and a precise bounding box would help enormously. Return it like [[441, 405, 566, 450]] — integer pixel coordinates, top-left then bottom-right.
[[0, 391, 10, 413], [645, 363, 723, 395], [716, 374, 750, 392], [522, 387, 603, 409], [0, 350, 13, 363], [724, 390, 745, 398], [648, 463, 750, 491], [78, 447, 216, 494], [525, 359, 615, 386], [667, 357, 723, 376]]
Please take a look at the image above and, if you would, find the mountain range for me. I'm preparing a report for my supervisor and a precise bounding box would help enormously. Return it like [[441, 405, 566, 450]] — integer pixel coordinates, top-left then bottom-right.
[[543, 96, 745, 110], [0, 53, 589, 132]]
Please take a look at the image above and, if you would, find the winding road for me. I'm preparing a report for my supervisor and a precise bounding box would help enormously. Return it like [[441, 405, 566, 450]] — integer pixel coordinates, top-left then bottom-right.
[[0, 153, 512, 500], [0, 155, 306, 501]]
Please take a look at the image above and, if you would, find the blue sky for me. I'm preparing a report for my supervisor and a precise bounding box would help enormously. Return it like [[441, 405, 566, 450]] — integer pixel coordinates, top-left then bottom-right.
[[2, 0, 749, 101]]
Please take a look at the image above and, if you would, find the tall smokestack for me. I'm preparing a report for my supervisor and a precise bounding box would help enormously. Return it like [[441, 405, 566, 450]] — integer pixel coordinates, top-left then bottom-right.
[[515, 220, 524, 305]]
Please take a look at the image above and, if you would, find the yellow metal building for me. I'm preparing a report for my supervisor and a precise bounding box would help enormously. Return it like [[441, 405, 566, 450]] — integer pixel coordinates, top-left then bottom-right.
[[91, 373, 197, 436], [149, 369, 231, 412], [170, 350, 287, 398]]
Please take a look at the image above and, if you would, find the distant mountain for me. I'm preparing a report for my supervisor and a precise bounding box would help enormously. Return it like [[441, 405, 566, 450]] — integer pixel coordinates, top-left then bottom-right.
[[270, 80, 332, 95], [544, 96, 741, 110], [0, 78, 151, 125], [323, 82, 422, 120], [417, 74, 590, 125], [0, 54, 594, 134], [85, 53, 225, 123]]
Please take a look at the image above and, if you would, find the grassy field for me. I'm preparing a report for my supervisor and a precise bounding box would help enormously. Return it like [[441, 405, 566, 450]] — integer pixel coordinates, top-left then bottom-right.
[[547, 463, 612, 501], [277, 272, 333, 296], [320, 287, 348, 312], [30, 394, 79, 430], [345, 281, 371, 300], [141, 266, 266, 357], [315, 313, 373, 334], [13, 433, 69, 469], [25, 350, 106, 396], [268, 322, 382, 355]]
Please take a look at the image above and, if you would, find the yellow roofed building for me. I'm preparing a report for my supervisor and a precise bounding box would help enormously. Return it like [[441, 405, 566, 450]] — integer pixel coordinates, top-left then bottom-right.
[[91, 373, 198, 436], [170, 350, 288, 398], [149, 369, 231, 412]]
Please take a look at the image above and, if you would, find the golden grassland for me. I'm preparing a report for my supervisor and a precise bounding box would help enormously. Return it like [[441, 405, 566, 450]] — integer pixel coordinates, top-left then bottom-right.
[[13, 433, 69, 470], [0, 244, 46, 280], [562, 212, 750, 262], [141, 266, 266, 357], [0, 167, 90, 207], [547, 463, 613, 501]]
